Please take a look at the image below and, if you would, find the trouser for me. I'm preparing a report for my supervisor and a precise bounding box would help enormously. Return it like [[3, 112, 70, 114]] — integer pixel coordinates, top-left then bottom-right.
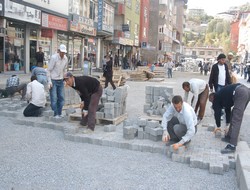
[[227, 85, 250, 146], [6, 83, 27, 99], [81, 85, 103, 131], [192, 84, 209, 120], [105, 75, 116, 90], [23, 103, 42, 117], [167, 117, 197, 142], [50, 79, 64, 116], [167, 68, 172, 78]]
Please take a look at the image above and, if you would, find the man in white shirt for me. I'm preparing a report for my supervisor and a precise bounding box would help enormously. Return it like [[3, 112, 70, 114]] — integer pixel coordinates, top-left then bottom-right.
[[209, 53, 231, 93], [162, 95, 197, 150], [23, 76, 46, 117], [47, 44, 68, 118], [164, 55, 174, 78], [182, 78, 209, 122]]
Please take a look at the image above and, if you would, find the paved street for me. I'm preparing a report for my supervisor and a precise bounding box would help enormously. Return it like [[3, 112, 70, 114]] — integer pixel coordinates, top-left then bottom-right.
[[0, 69, 249, 189]]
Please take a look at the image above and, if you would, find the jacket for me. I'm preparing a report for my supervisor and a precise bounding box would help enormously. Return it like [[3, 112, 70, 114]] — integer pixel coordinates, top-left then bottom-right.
[[208, 62, 231, 91]]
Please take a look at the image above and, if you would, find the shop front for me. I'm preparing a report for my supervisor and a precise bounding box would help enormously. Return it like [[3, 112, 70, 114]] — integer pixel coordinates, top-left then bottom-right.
[[68, 14, 97, 70], [3, 0, 41, 73]]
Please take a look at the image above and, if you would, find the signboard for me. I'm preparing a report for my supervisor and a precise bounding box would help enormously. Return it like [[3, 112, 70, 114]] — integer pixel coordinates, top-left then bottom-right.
[[5, 0, 41, 24], [97, 0, 103, 31], [111, 0, 124, 3], [122, 24, 130, 32], [70, 14, 96, 36], [41, 28, 53, 38], [42, 13, 68, 31], [23, 0, 68, 15], [113, 37, 133, 46]]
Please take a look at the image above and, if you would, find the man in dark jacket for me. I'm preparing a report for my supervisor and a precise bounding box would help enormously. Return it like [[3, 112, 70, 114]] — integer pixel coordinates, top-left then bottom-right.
[[209, 53, 231, 93], [209, 83, 250, 154], [64, 72, 103, 134], [103, 55, 116, 90]]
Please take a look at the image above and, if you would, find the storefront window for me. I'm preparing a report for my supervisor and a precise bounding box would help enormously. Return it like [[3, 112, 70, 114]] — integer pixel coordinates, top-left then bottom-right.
[[5, 21, 25, 71]]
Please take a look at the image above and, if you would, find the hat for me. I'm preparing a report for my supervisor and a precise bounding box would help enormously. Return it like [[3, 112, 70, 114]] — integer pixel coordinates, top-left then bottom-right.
[[59, 44, 67, 53], [217, 53, 226, 60], [64, 72, 73, 79], [228, 52, 234, 56]]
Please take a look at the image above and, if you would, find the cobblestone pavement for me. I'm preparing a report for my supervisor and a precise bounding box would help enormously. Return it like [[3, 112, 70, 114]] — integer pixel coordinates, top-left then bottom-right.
[[0, 116, 238, 190], [0, 70, 249, 189]]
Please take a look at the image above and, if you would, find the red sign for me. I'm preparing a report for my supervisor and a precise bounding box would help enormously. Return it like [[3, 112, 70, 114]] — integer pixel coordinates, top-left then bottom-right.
[[42, 13, 68, 31], [41, 28, 53, 38]]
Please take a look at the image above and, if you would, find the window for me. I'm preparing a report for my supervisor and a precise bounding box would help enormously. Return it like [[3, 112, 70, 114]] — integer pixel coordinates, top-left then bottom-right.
[[143, 27, 147, 38], [102, 3, 114, 32], [208, 51, 212, 55], [134, 23, 138, 36], [89, 0, 97, 22], [159, 40, 162, 50], [135, 0, 140, 14], [199, 51, 205, 55], [144, 7, 148, 23], [126, 0, 131, 8], [192, 51, 196, 56]]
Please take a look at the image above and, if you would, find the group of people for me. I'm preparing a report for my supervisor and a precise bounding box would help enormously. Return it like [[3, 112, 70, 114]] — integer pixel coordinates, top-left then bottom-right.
[[161, 53, 250, 154]]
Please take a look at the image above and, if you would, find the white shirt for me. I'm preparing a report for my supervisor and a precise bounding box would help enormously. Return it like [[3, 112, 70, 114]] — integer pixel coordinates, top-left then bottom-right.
[[47, 53, 68, 84], [164, 61, 174, 69], [161, 102, 197, 143], [26, 80, 46, 107], [218, 64, 226, 86], [184, 78, 207, 108]]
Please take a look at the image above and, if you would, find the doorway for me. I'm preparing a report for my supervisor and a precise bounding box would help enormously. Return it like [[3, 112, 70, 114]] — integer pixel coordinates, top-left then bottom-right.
[[30, 40, 37, 70]]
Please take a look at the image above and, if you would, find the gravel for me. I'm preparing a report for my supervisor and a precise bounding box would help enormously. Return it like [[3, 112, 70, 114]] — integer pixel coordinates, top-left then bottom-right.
[[0, 116, 238, 190]]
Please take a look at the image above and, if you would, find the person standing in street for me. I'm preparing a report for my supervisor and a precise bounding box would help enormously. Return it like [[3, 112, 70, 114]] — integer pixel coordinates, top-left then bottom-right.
[[209, 53, 231, 93], [103, 55, 116, 90], [64, 72, 103, 134], [182, 78, 209, 122], [35, 47, 44, 66], [164, 55, 174, 78], [23, 76, 46, 117], [208, 83, 250, 154], [161, 95, 197, 150], [47, 44, 68, 118]]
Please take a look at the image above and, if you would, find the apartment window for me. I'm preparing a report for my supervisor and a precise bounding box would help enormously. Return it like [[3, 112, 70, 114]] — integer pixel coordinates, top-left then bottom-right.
[[208, 51, 212, 55], [159, 40, 162, 50], [143, 27, 147, 38], [134, 23, 138, 36], [103, 3, 114, 26], [126, 0, 131, 8], [135, 0, 140, 14], [199, 51, 205, 55]]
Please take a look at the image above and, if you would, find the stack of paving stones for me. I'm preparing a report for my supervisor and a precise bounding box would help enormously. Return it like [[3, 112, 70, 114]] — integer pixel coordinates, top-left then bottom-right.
[[123, 118, 163, 142], [144, 86, 173, 116], [64, 86, 81, 105], [99, 86, 128, 119]]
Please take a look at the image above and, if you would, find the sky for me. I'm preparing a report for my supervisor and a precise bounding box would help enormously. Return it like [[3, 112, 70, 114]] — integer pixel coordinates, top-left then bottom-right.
[[187, 0, 250, 16]]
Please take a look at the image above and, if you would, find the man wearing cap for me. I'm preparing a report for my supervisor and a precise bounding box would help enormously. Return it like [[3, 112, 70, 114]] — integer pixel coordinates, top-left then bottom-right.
[[209, 83, 250, 154], [47, 44, 68, 118], [64, 72, 103, 134], [209, 53, 231, 93]]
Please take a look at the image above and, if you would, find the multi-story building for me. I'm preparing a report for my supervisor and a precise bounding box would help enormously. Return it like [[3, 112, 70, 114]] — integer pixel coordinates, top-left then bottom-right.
[[0, 0, 115, 73], [184, 46, 223, 62], [111, 0, 140, 68], [172, 0, 187, 62], [237, 12, 250, 64]]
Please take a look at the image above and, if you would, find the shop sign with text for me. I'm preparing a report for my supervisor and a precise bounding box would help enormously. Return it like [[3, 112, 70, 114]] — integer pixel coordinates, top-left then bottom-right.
[[42, 13, 68, 31]]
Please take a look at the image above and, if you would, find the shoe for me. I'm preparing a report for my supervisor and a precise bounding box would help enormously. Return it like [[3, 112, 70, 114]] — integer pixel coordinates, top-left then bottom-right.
[[59, 115, 64, 118], [221, 136, 230, 143], [53, 115, 60, 119], [82, 128, 94, 134], [221, 144, 236, 154]]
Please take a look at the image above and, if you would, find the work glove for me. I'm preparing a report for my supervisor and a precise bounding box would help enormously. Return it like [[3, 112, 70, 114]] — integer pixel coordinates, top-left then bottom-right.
[[162, 130, 170, 142]]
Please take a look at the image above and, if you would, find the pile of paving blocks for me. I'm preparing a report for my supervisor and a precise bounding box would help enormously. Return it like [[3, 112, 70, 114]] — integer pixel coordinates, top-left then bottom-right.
[[64, 86, 81, 105], [123, 118, 163, 141], [144, 86, 173, 116], [98, 86, 128, 119]]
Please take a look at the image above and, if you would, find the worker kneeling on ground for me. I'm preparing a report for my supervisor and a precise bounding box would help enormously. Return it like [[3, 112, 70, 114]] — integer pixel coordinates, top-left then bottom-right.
[[161, 95, 197, 150]]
